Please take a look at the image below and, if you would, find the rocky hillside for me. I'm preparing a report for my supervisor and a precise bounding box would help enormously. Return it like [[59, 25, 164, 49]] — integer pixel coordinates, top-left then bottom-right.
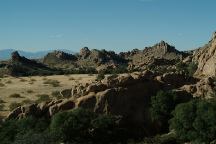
[[42, 50, 78, 69], [2, 33, 216, 77], [120, 41, 188, 70], [121, 41, 186, 62], [7, 70, 195, 135], [0, 51, 61, 76], [193, 32, 216, 77]]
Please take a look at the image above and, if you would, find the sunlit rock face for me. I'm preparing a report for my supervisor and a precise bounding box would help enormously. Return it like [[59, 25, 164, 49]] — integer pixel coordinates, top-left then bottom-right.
[[193, 32, 216, 77]]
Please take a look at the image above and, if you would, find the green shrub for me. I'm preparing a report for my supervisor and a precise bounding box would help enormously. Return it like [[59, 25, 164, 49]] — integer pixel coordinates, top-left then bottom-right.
[[0, 99, 5, 103], [21, 99, 34, 105], [9, 93, 22, 98], [0, 119, 18, 143], [176, 62, 197, 76], [5, 80, 12, 84], [50, 108, 96, 142], [9, 102, 21, 111], [96, 72, 105, 81], [43, 79, 60, 87], [0, 104, 4, 111], [51, 91, 62, 100], [187, 62, 198, 76], [150, 91, 177, 122], [50, 108, 126, 143], [0, 83, 5, 87], [36, 94, 51, 103], [0, 117, 50, 144], [26, 90, 34, 93], [170, 99, 216, 143], [150, 91, 177, 133]]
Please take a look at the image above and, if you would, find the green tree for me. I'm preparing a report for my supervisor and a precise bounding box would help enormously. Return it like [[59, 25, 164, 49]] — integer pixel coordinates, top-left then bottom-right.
[[170, 99, 216, 143], [50, 108, 96, 143]]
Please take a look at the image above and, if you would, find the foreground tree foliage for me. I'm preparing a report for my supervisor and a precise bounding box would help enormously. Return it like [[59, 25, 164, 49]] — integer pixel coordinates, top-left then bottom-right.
[[150, 91, 177, 133], [170, 99, 216, 143], [0, 108, 127, 144]]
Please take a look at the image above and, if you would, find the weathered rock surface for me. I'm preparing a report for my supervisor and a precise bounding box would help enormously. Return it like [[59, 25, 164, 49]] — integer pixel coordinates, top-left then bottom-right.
[[193, 32, 216, 76], [181, 77, 216, 98]]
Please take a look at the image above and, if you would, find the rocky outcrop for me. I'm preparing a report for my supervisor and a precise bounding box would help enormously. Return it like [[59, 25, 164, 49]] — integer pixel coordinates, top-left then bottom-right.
[[120, 41, 188, 71], [0, 51, 60, 76], [7, 99, 75, 119], [80, 47, 91, 59], [43, 50, 77, 66], [7, 70, 194, 135], [181, 77, 216, 98], [193, 32, 216, 76]]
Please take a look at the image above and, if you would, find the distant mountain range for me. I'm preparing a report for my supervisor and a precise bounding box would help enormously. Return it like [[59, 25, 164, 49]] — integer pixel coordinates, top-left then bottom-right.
[[0, 49, 75, 60]]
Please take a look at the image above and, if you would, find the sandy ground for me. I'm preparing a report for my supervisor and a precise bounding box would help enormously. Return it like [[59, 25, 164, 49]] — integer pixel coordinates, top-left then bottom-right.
[[0, 74, 97, 117]]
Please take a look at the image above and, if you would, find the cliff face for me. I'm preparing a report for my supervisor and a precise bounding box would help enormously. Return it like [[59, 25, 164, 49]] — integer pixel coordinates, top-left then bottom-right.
[[193, 32, 216, 77]]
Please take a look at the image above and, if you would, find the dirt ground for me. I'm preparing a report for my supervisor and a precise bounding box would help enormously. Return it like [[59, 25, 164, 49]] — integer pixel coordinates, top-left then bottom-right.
[[0, 74, 97, 117]]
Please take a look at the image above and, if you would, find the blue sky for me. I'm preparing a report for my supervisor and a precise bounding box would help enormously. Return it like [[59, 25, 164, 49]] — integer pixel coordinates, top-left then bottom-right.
[[0, 0, 215, 52]]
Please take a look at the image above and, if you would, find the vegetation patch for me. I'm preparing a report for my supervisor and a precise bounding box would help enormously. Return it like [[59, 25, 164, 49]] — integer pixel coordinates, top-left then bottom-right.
[[9, 93, 22, 98], [43, 79, 60, 87], [51, 91, 62, 100], [9, 102, 21, 111], [36, 94, 51, 103]]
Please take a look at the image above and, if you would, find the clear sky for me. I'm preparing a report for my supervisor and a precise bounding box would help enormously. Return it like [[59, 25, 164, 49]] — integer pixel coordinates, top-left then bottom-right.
[[0, 0, 215, 52]]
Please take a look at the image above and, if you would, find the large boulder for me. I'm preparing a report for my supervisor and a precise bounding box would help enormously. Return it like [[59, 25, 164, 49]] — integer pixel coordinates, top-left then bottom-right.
[[86, 83, 107, 93]]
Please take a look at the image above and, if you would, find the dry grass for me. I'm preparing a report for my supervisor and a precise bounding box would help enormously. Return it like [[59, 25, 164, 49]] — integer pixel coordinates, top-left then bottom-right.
[[0, 74, 96, 116]]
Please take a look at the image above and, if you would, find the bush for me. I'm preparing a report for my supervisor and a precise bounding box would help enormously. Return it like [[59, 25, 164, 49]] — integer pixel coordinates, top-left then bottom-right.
[[176, 62, 197, 76], [43, 79, 60, 87], [0, 83, 5, 87], [150, 91, 176, 122], [170, 99, 216, 143], [0, 99, 5, 103], [0, 104, 4, 111], [187, 62, 198, 76], [150, 91, 177, 133], [50, 108, 125, 143], [51, 91, 62, 100], [6, 80, 12, 84], [0, 117, 50, 144], [9, 102, 21, 111], [96, 72, 105, 81], [9, 93, 22, 98], [26, 90, 34, 93], [50, 108, 96, 142], [36, 94, 51, 103], [21, 99, 34, 105]]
